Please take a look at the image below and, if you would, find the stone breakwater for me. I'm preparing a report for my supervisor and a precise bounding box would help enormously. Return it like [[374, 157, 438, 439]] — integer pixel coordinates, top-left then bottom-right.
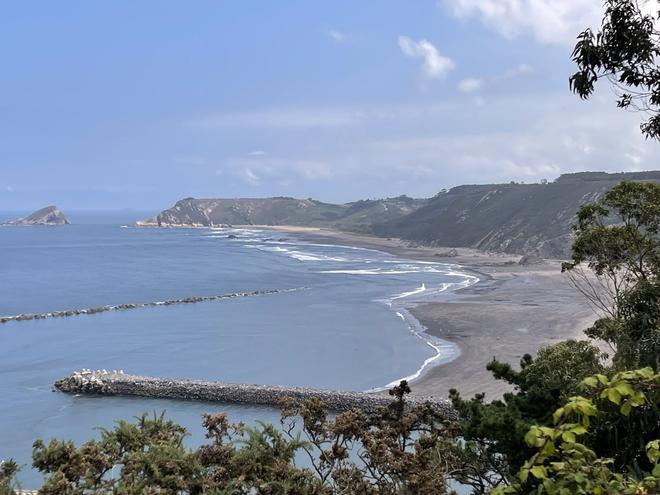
[[55, 371, 457, 418], [0, 288, 299, 325]]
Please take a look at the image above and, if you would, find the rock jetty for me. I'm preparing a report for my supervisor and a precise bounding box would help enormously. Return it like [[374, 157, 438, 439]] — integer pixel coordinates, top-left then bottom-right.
[[55, 370, 457, 417], [0, 288, 298, 325]]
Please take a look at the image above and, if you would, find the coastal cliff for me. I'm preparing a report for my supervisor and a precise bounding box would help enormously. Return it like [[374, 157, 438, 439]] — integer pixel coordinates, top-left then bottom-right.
[[138, 171, 660, 257], [2, 205, 71, 225]]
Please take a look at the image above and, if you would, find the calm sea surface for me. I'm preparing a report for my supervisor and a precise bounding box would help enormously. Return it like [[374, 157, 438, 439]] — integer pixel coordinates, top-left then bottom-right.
[[0, 211, 476, 486]]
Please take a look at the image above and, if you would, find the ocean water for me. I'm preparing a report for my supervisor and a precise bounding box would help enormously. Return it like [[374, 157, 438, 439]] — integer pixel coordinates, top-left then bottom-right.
[[0, 212, 476, 486]]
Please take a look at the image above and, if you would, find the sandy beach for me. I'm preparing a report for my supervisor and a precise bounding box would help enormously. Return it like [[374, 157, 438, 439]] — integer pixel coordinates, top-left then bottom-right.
[[257, 226, 599, 401]]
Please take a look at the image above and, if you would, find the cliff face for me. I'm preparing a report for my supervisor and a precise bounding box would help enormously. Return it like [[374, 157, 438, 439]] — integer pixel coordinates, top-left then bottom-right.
[[138, 171, 660, 257], [374, 171, 660, 257], [3, 206, 71, 225]]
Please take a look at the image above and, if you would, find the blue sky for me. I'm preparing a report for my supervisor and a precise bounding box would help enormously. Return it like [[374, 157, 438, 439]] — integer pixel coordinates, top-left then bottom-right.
[[1, 0, 657, 210]]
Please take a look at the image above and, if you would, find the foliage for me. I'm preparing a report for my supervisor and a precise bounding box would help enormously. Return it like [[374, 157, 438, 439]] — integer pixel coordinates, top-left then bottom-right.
[[279, 381, 459, 494], [16, 381, 462, 494], [570, 0, 660, 139], [449, 340, 605, 492], [32, 411, 205, 494], [562, 181, 660, 371], [0, 459, 19, 495], [493, 368, 660, 494], [449, 180, 660, 493]]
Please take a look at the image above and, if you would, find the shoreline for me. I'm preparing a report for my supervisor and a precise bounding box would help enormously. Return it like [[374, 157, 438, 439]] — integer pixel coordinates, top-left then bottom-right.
[[128, 223, 598, 401], [142, 223, 487, 393], [249, 226, 598, 400]]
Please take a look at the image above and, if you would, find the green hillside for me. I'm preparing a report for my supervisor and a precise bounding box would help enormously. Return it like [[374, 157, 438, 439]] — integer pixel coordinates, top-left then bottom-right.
[[373, 171, 660, 257], [138, 171, 660, 257]]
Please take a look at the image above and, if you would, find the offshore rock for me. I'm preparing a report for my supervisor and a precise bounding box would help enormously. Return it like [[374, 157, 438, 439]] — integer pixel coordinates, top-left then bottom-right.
[[2, 206, 71, 225]]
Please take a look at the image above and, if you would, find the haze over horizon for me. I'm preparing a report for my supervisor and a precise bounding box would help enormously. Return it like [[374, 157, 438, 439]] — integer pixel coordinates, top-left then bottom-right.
[[3, 1, 659, 210]]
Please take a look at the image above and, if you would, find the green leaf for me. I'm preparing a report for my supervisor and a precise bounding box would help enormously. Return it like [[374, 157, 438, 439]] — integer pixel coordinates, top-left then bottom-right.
[[524, 429, 538, 447], [542, 442, 556, 456], [570, 425, 587, 436], [606, 388, 622, 405], [553, 407, 565, 424], [614, 382, 634, 396], [651, 464, 660, 478], [561, 431, 576, 443], [582, 376, 599, 388], [519, 468, 529, 483], [530, 466, 547, 479]]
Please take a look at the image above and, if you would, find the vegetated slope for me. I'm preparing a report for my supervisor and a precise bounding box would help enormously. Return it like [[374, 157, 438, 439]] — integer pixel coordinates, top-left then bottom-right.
[[137, 196, 425, 231], [373, 171, 660, 257], [328, 196, 427, 231], [138, 171, 660, 257], [2, 205, 71, 225]]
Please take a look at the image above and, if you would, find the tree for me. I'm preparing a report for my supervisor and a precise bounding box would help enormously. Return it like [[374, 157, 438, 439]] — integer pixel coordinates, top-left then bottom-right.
[[570, 0, 660, 139], [449, 340, 605, 492], [494, 368, 660, 495], [279, 381, 459, 494], [16, 381, 461, 494], [32, 411, 205, 494], [562, 181, 660, 370], [0, 459, 19, 495]]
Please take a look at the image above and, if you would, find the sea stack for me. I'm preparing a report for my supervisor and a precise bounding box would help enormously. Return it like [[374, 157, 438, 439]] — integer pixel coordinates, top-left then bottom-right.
[[2, 205, 71, 225]]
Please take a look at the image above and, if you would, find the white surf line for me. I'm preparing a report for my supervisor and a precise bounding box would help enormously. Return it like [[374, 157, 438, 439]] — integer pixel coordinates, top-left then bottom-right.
[[367, 269, 480, 393], [366, 308, 452, 393], [384, 338, 445, 388], [391, 283, 427, 300]]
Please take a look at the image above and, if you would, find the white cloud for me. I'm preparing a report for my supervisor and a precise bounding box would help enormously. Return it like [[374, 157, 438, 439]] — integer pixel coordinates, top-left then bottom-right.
[[442, 0, 602, 45], [458, 78, 483, 92], [398, 35, 455, 79], [327, 30, 348, 43], [248, 150, 267, 156], [188, 94, 660, 199], [242, 167, 260, 186]]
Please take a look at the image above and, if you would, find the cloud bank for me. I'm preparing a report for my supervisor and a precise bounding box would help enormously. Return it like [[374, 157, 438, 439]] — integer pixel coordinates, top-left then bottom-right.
[[442, 0, 602, 45]]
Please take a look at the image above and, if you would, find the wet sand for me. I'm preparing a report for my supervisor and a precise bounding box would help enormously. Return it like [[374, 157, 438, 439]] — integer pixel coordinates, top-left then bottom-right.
[[258, 226, 598, 401]]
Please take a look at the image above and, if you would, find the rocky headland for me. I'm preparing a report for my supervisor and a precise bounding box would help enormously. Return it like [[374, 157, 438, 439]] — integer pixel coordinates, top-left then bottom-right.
[[2, 205, 71, 225]]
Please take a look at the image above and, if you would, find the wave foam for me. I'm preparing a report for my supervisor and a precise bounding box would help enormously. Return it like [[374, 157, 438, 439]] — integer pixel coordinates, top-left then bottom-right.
[[391, 284, 426, 300], [320, 266, 443, 275]]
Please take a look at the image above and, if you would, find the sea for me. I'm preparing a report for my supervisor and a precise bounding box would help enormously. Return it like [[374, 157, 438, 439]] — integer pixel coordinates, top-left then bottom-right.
[[0, 211, 477, 487]]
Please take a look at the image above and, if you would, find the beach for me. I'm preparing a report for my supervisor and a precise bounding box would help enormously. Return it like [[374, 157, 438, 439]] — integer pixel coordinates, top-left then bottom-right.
[[260, 226, 599, 401]]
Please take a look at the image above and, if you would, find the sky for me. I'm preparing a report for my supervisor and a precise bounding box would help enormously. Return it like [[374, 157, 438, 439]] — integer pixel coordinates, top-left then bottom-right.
[[1, 0, 659, 210]]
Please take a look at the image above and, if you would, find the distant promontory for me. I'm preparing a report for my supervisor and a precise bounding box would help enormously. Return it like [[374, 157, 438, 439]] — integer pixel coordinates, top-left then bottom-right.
[[136, 171, 660, 257], [2, 205, 71, 225]]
